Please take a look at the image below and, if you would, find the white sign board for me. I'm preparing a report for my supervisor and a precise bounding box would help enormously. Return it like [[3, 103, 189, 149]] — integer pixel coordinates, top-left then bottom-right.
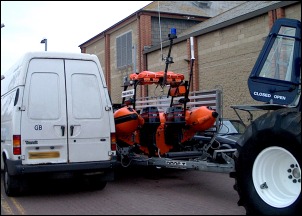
[[122, 89, 135, 98]]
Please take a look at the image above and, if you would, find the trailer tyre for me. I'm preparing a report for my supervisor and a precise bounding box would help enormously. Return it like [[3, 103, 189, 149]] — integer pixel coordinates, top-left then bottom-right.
[[4, 161, 21, 197], [233, 108, 301, 215]]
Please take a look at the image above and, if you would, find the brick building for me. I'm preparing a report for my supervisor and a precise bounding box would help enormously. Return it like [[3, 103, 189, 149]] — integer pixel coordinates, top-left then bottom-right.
[[79, 1, 301, 122]]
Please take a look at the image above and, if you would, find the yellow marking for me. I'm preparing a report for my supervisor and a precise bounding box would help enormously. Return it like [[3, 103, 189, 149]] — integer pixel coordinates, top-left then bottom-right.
[[28, 151, 60, 159], [2, 180, 26, 215], [1, 194, 14, 215], [11, 198, 25, 215]]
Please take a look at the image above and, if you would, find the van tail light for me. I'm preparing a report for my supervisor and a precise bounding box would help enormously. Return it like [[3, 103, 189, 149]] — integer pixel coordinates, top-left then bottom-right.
[[13, 135, 21, 155], [110, 133, 117, 151]]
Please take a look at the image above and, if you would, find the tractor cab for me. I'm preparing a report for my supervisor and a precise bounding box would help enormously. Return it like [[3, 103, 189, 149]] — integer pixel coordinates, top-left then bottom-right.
[[231, 18, 301, 122], [248, 18, 301, 107]]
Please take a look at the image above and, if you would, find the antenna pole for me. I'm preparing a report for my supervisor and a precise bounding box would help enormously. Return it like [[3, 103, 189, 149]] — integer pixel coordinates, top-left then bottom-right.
[[187, 37, 195, 94], [183, 37, 195, 117], [162, 28, 177, 86]]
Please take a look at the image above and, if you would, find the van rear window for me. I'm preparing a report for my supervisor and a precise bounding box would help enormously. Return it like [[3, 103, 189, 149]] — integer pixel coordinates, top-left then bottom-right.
[[28, 72, 60, 120], [71, 74, 102, 119]]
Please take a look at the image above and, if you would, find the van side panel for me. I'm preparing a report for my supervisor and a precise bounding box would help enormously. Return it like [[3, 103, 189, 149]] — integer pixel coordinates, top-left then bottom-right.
[[65, 60, 112, 162], [1, 59, 26, 170], [1, 88, 23, 169], [21, 59, 68, 164]]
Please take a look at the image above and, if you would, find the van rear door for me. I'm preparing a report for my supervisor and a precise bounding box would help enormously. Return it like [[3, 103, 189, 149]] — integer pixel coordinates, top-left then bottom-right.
[[21, 58, 68, 164], [65, 59, 112, 162], [21, 58, 111, 164]]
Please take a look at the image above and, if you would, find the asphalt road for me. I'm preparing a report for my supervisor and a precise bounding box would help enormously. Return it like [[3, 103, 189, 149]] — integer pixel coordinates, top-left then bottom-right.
[[1, 167, 246, 215]]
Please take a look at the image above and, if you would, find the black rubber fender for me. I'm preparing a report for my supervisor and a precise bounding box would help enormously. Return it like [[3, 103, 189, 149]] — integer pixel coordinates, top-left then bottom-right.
[[231, 108, 301, 215]]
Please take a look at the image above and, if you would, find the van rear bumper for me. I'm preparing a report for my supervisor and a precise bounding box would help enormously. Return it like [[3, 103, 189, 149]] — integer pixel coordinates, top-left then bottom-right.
[[6, 157, 117, 176]]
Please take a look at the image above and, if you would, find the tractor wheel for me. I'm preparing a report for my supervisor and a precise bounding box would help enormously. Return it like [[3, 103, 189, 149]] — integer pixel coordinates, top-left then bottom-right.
[[231, 108, 301, 215]]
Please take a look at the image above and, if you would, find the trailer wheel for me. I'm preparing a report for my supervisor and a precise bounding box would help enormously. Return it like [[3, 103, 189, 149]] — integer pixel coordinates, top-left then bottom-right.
[[232, 108, 301, 215], [4, 161, 21, 197]]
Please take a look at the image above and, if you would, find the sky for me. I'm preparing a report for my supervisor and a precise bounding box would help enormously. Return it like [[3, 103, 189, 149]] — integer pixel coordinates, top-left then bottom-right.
[[1, 1, 152, 74]]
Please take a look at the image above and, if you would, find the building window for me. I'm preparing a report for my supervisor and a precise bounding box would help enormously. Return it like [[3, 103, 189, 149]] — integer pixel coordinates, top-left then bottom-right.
[[116, 31, 132, 68]]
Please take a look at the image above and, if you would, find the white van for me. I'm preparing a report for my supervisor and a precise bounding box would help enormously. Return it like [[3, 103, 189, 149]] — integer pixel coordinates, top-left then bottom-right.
[[1, 52, 116, 196]]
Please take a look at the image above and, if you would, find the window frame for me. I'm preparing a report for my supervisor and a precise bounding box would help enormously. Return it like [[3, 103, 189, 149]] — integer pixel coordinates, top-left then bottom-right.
[[116, 31, 133, 69]]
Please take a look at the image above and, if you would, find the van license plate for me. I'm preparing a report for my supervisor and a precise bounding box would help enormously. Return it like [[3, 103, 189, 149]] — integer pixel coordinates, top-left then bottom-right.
[[28, 151, 60, 159]]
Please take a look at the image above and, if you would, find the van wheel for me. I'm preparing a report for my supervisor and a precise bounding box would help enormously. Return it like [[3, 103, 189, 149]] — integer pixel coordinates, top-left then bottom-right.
[[4, 162, 20, 196], [84, 174, 107, 191], [93, 181, 107, 191]]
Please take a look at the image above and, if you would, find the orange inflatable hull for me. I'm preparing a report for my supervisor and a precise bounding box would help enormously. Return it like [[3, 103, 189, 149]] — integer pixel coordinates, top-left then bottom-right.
[[114, 106, 218, 156]]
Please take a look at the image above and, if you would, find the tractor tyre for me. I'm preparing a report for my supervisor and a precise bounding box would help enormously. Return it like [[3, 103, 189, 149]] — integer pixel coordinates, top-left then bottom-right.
[[231, 108, 301, 215]]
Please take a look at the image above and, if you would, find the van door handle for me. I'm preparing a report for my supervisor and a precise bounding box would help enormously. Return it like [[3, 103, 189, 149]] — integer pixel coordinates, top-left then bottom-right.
[[70, 125, 74, 136], [61, 126, 65, 136]]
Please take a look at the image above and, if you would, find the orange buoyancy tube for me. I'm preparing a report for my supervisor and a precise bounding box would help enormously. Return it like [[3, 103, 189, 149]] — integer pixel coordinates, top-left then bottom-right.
[[114, 106, 144, 147], [114, 106, 144, 135], [185, 106, 218, 132], [181, 107, 218, 143]]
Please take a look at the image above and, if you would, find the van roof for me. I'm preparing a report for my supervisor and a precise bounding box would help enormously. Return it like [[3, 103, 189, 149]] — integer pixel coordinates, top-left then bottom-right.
[[21, 51, 99, 62], [3, 51, 99, 75], [1, 52, 102, 95]]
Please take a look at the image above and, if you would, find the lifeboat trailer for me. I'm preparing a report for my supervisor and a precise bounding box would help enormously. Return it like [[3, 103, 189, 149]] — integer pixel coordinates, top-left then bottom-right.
[[114, 29, 237, 173]]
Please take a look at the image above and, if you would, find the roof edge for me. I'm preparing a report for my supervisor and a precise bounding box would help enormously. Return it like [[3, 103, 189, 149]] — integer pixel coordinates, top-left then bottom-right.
[[143, 1, 299, 54]]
